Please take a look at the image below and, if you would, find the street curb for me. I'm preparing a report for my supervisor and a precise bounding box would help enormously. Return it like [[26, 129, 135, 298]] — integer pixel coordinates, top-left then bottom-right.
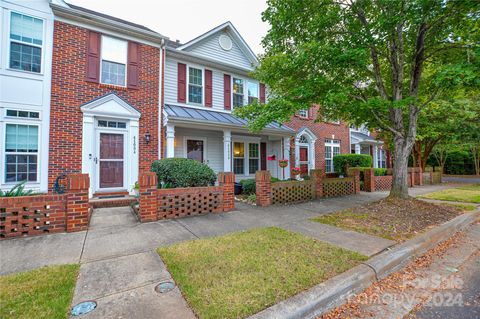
[[248, 210, 479, 319]]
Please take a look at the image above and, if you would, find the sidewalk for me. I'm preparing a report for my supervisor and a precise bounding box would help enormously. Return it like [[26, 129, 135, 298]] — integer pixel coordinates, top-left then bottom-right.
[[0, 184, 454, 318]]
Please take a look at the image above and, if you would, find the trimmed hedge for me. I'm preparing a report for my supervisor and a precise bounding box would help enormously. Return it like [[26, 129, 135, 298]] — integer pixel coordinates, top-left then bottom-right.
[[334, 154, 372, 175], [151, 158, 217, 188], [348, 167, 388, 182]]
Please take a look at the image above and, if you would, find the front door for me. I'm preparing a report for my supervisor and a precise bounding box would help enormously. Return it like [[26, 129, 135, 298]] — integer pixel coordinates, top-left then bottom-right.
[[299, 146, 309, 176], [186, 139, 204, 162], [98, 132, 124, 189]]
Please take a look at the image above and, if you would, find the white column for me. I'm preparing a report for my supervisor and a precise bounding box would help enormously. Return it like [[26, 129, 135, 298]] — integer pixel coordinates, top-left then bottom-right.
[[223, 129, 232, 172], [355, 144, 361, 154], [166, 124, 175, 158], [310, 140, 316, 169], [373, 144, 378, 168], [283, 137, 291, 180], [294, 137, 300, 167], [130, 119, 140, 195]]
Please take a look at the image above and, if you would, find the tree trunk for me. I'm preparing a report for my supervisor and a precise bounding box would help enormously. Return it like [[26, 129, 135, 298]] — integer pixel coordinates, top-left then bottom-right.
[[389, 135, 413, 198]]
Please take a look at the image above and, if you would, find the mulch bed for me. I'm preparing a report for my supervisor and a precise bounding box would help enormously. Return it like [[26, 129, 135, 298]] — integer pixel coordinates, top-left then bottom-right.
[[314, 198, 462, 242]]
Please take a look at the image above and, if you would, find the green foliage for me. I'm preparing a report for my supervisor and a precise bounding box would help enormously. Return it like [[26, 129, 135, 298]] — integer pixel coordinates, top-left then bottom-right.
[[334, 154, 372, 175], [240, 179, 256, 195], [151, 158, 216, 188], [0, 181, 36, 197], [374, 168, 387, 176]]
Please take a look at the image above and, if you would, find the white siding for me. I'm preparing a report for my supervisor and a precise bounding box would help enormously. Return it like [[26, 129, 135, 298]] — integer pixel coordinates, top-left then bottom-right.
[[174, 127, 224, 173], [0, 0, 53, 192], [164, 56, 259, 112], [184, 31, 253, 69]]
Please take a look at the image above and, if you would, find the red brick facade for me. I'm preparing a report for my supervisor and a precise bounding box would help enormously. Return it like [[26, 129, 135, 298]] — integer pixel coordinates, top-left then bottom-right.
[[284, 106, 350, 173], [49, 21, 160, 189]]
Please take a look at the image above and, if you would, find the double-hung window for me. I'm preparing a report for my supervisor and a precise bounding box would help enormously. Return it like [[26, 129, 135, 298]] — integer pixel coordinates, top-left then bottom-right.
[[233, 142, 245, 175], [232, 78, 244, 107], [248, 143, 260, 174], [101, 35, 127, 86], [247, 82, 259, 104], [188, 67, 203, 104], [298, 109, 308, 118], [325, 139, 340, 173], [5, 124, 39, 183], [378, 149, 386, 168], [9, 12, 44, 73]]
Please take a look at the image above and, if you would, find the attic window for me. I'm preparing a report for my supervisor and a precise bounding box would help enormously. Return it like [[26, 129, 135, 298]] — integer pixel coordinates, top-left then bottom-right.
[[219, 34, 232, 51]]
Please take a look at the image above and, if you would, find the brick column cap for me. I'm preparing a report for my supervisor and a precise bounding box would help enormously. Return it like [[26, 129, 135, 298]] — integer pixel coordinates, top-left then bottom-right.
[[255, 170, 271, 181], [67, 174, 89, 191], [139, 172, 158, 188], [218, 172, 235, 184]]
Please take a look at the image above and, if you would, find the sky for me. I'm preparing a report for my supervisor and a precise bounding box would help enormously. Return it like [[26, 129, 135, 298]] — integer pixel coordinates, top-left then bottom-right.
[[67, 0, 269, 54]]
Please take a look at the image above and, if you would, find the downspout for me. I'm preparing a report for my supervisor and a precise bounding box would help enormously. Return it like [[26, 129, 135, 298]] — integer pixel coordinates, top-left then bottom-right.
[[158, 38, 165, 159]]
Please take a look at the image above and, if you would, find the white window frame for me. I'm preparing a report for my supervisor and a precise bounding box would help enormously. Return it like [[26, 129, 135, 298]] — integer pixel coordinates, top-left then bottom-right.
[[232, 77, 245, 108], [247, 81, 259, 104], [248, 142, 260, 175], [232, 137, 261, 176], [3, 121, 41, 184], [183, 136, 208, 163], [377, 149, 386, 168], [298, 109, 308, 118], [187, 65, 204, 106], [7, 10, 45, 75], [325, 139, 340, 173], [100, 35, 128, 87]]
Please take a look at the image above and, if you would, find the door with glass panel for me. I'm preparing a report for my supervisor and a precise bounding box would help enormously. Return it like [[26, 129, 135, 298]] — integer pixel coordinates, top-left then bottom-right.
[[325, 139, 340, 173], [186, 139, 204, 162], [97, 132, 125, 189], [299, 146, 309, 176]]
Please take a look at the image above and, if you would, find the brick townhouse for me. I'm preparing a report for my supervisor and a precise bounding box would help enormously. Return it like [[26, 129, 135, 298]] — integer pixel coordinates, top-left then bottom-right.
[[48, 2, 166, 197]]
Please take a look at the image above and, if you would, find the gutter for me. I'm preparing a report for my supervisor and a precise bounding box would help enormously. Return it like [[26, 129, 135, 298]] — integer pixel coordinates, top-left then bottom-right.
[[50, 3, 168, 44], [166, 48, 254, 76]]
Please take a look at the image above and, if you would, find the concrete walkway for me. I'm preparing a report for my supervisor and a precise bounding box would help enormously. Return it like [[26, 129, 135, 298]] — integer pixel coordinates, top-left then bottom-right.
[[0, 184, 453, 318]]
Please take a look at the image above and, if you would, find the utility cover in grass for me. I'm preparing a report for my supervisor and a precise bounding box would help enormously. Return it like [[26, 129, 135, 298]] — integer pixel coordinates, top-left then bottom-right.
[[157, 227, 366, 319], [0, 264, 79, 319]]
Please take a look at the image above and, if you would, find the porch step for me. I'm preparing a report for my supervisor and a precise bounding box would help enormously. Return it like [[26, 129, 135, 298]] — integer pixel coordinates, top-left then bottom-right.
[[90, 196, 137, 209]]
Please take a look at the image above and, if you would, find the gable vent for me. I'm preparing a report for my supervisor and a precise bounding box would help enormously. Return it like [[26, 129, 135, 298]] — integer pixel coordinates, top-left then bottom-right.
[[219, 34, 232, 51]]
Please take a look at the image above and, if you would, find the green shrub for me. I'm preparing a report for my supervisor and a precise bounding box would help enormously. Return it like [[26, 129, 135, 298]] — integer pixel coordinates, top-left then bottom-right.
[[334, 154, 372, 175], [0, 181, 36, 197], [240, 177, 282, 195], [151, 158, 216, 188], [374, 168, 387, 176], [240, 179, 256, 195]]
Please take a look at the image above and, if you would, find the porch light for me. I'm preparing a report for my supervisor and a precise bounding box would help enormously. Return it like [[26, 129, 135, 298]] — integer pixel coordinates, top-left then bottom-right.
[[145, 132, 151, 144]]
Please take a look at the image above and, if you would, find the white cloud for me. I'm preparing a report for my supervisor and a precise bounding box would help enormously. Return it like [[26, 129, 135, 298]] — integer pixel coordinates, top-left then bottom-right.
[[67, 0, 268, 54]]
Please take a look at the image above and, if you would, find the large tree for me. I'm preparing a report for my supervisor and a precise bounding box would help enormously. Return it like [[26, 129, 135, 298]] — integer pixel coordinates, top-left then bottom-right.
[[236, 0, 479, 198]]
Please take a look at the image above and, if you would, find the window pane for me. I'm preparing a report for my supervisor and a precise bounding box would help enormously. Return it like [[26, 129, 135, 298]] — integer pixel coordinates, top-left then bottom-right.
[[298, 109, 308, 118], [249, 159, 259, 174], [9, 42, 42, 73], [233, 78, 244, 94], [249, 143, 259, 158], [233, 94, 243, 107], [187, 140, 204, 162], [248, 82, 259, 98], [234, 159, 244, 175], [10, 12, 43, 45], [188, 85, 203, 104], [233, 142, 244, 158], [101, 61, 126, 86], [189, 68, 202, 86], [101, 36, 127, 64]]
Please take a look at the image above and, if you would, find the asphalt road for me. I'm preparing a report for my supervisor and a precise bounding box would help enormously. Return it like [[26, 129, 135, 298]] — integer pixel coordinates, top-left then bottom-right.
[[412, 252, 480, 319], [442, 176, 480, 184]]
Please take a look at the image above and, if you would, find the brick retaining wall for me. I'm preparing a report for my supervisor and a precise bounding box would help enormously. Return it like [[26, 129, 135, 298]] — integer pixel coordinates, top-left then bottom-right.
[[0, 174, 91, 239], [137, 172, 235, 222]]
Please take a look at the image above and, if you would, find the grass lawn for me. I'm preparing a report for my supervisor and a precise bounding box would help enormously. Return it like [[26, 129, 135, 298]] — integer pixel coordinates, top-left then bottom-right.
[[418, 184, 480, 203], [311, 198, 462, 242], [0, 264, 79, 319], [158, 227, 366, 319]]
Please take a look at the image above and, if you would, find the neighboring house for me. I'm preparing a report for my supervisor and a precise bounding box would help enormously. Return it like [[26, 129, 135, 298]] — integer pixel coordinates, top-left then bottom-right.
[[162, 22, 294, 181], [0, 0, 55, 193], [284, 106, 351, 175], [350, 125, 390, 168], [48, 1, 166, 197]]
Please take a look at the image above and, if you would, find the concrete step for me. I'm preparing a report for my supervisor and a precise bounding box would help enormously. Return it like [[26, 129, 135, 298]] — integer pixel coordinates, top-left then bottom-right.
[[90, 196, 137, 209]]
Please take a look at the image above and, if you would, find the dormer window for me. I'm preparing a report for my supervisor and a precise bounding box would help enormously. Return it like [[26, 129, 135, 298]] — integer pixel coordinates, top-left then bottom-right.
[[298, 109, 308, 118], [101, 35, 127, 86], [247, 82, 259, 104], [232, 78, 244, 107], [188, 67, 203, 104]]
